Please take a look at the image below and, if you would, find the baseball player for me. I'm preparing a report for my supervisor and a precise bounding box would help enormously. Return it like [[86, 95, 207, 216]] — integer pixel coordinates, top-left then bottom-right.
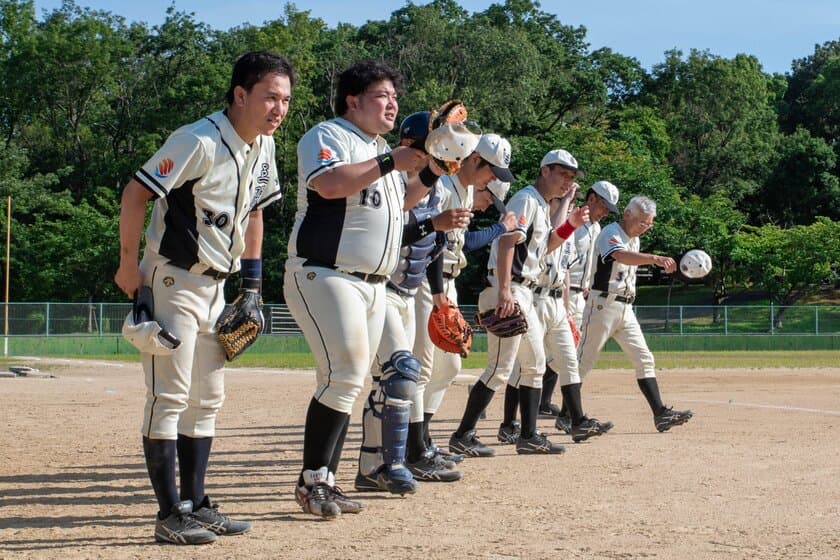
[[356, 111, 472, 488], [284, 60, 434, 518], [576, 195, 694, 432], [550, 180, 620, 432], [413, 134, 519, 460], [449, 149, 588, 457], [114, 52, 293, 545]]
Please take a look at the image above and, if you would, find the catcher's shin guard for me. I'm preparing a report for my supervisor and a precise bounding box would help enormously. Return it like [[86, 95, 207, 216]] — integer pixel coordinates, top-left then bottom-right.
[[358, 383, 384, 476], [380, 351, 420, 491]]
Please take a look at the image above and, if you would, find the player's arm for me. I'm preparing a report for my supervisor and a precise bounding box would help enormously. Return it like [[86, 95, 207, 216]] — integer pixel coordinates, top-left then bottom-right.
[[494, 234, 518, 317], [242, 209, 264, 259], [610, 250, 676, 273], [311, 146, 426, 199], [114, 179, 154, 298], [548, 205, 589, 253], [426, 253, 448, 307]]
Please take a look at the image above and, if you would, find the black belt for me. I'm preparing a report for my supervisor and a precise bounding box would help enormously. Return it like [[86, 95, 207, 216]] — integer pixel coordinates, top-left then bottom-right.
[[533, 287, 562, 298], [597, 291, 635, 304], [303, 260, 387, 284], [569, 286, 583, 293], [169, 261, 230, 280], [488, 269, 535, 288], [443, 272, 455, 280]]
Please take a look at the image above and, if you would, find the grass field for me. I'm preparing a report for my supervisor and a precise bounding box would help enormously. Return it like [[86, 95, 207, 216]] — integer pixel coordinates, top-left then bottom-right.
[[8, 350, 836, 371]]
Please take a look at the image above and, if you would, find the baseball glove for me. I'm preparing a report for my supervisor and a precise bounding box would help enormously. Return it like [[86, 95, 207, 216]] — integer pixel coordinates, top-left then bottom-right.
[[567, 314, 580, 346], [422, 99, 481, 174], [476, 302, 528, 338], [428, 299, 473, 358], [215, 290, 264, 361]]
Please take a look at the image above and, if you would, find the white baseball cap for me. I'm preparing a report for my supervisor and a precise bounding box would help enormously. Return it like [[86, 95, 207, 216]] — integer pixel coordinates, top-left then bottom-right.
[[486, 179, 511, 202], [540, 149, 584, 178], [589, 180, 620, 213], [474, 134, 515, 183]]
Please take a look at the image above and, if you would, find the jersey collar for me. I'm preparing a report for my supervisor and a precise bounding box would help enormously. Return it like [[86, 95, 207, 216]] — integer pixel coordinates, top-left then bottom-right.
[[213, 110, 253, 154], [334, 117, 384, 146]]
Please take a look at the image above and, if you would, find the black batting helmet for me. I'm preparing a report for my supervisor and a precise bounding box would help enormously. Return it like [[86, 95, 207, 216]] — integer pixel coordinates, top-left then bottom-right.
[[400, 111, 430, 141]]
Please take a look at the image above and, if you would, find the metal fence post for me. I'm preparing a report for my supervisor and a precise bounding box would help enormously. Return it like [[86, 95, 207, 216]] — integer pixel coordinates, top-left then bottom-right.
[[679, 305, 683, 335], [45, 302, 50, 337], [724, 306, 728, 335], [99, 303, 104, 336], [815, 306, 819, 335], [770, 302, 774, 335]]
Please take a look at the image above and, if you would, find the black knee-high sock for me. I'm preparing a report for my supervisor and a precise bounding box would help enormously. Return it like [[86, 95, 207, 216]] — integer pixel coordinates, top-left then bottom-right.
[[540, 367, 559, 409], [177, 435, 212, 506], [406, 422, 427, 463], [502, 383, 519, 426], [423, 412, 434, 448], [560, 383, 584, 425], [299, 398, 349, 486], [637, 378, 665, 415], [454, 381, 495, 437], [519, 386, 541, 439], [143, 437, 179, 517], [327, 414, 351, 475]]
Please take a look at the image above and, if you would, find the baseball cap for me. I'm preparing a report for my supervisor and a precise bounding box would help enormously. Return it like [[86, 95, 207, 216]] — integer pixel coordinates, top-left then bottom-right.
[[540, 149, 584, 178], [474, 134, 515, 183], [486, 179, 510, 202], [589, 180, 620, 213]]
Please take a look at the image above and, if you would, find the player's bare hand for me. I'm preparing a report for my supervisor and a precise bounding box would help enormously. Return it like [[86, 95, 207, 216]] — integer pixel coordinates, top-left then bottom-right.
[[390, 146, 427, 172], [114, 263, 142, 299], [653, 255, 677, 273], [432, 293, 449, 308], [500, 211, 518, 232], [432, 208, 473, 231], [567, 204, 590, 228], [495, 288, 515, 318]]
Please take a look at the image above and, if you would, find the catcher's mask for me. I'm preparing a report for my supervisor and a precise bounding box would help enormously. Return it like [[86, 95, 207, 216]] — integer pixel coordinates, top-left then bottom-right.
[[122, 287, 182, 355]]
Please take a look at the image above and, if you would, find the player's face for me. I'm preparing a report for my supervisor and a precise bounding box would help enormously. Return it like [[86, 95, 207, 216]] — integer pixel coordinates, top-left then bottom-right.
[[473, 186, 494, 211], [588, 193, 610, 222], [547, 166, 578, 197], [242, 73, 292, 139], [349, 80, 399, 136], [625, 211, 655, 237]]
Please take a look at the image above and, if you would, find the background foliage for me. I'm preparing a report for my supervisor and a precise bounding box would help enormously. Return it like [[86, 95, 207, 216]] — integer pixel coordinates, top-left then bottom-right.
[[0, 0, 838, 304]]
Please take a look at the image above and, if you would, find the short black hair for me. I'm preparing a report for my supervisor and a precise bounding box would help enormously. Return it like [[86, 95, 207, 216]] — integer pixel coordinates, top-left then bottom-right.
[[334, 59, 402, 116], [225, 51, 296, 105]]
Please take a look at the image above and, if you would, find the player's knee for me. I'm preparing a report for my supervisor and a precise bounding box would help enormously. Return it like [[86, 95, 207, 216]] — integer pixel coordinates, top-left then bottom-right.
[[381, 350, 420, 401]]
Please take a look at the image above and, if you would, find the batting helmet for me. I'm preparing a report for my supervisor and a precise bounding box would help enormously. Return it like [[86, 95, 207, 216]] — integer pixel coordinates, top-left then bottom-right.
[[400, 111, 430, 141], [122, 287, 182, 355]]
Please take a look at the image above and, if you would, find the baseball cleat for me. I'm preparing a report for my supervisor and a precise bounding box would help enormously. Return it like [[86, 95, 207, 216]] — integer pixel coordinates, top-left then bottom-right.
[[154, 500, 217, 545], [295, 483, 341, 519], [192, 497, 252, 535], [407, 450, 462, 482], [554, 414, 572, 435], [515, 431, 566, 455], [497, 420, 521, 444], [538, 403, 562, 419], [429, 444, 464, 466], [327, 484, 364, 514], [448, 429, 496, 457], [570, 417, 612, 443], [654, 407, 693, 432], [354, 465, 418, 495]]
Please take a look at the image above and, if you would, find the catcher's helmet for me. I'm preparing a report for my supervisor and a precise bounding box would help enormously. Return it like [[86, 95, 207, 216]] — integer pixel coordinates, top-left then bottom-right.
[[680, 249, 712, 279], [400, 111, 430, 141]]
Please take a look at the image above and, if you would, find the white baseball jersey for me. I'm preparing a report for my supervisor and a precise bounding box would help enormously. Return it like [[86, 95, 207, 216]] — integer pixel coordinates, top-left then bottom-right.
[[592, 221, 639, 297], [568, 221, 600, 290], [135, 110, 281, 274], [288, 117, 404, 276], [487, 185, 551, 283], [437, 174, 473, 278], [537, 237, 574, 290]]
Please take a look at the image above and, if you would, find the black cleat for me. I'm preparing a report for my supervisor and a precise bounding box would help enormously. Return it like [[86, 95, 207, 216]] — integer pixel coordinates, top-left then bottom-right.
[[497, 420, 521, 444], [515, 431, 566, 455], [654, 407, 693, 432], [449, 429, 496, 457]]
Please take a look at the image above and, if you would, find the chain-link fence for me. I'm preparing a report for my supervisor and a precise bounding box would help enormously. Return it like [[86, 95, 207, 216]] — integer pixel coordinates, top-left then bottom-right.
[[2, 302, 839, 336]]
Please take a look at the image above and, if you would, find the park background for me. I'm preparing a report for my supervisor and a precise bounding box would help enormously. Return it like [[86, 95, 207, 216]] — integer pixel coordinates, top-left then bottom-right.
[[1, 0, 839, 353]]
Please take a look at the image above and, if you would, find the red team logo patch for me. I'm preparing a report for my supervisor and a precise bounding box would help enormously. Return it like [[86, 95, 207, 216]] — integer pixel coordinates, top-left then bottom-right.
[[155, 158, 174, 178], [317, 147, 334, 163]]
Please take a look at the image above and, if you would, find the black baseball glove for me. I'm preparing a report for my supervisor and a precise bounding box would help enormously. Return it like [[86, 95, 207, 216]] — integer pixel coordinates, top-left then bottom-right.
[[476, 302, 528, 338], [215, 290, 264, 361]]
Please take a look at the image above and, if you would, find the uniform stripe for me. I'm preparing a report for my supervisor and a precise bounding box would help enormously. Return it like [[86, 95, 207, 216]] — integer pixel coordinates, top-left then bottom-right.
[[305, 161, 340, 184], [255, 189, 282, 210], [205, 116, 241, 273], [136, 169, 167, 198], [159, 179, 201, 268], [296, 189, 346, 267], [291, 271, 334, 399], [145, 266, 160, 438]]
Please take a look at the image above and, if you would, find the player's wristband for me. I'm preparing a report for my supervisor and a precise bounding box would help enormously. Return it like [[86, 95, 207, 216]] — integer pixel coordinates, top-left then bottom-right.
[[554, 220, 575, 240], [418, 165, 438, 187], [375, 153, 395, 177], [240, 258, 262, 293]]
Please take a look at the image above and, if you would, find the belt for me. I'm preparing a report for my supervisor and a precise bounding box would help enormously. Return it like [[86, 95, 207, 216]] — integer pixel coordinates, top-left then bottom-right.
[[303, 260, 387, 284], [169, 261, 230, 280], [443, 272, 455, 280], [386, 281, 412, 296], [597, 291, 635, 304], [488, 269, 535, 288], [534, 287, 562, 298], [569, 286, 583, 293]]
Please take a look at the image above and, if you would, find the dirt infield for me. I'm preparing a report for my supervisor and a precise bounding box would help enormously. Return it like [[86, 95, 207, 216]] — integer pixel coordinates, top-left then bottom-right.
[[1, 359, 838, 559]]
